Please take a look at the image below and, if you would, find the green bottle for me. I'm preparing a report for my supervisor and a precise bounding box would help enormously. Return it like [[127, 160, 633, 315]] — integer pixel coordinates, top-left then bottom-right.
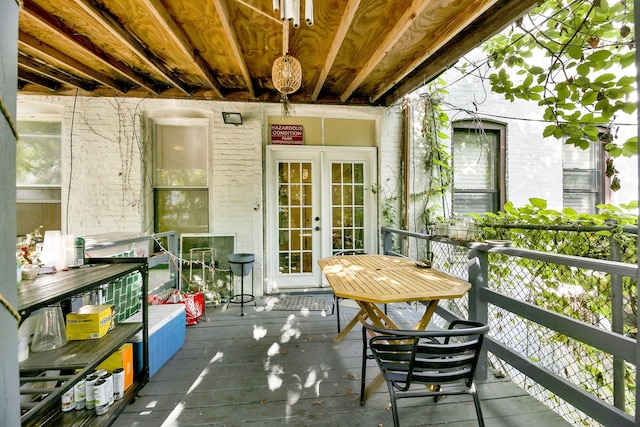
[[74, 237, 85, 266]]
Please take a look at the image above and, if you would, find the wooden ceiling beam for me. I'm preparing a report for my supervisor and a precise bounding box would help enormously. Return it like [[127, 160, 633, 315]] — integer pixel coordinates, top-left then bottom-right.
[[311, 0, 360, 102], [18, 31, 130, 94], [339, 0, 432, 103], [211, 0, 255, 98], [382, 0, 540, 106], [370, 0, 499, 103], [72, 0, 193, 96], [19, 54, 97, 92], [18, 69, 61, 91], [140, 0, 224, 98], [22, 0, 160, 94]]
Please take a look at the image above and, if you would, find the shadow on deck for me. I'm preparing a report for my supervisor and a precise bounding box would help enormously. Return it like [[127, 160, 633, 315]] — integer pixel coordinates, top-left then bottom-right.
[[115, 297, 572, 426]]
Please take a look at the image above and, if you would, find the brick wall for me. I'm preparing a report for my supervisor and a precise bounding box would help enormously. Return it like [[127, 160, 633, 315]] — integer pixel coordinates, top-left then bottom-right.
[[17, 95, 401, 293]]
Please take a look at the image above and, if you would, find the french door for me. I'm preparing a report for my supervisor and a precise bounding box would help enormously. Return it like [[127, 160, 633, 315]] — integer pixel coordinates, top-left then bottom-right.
[[266, 146, 377, 292]]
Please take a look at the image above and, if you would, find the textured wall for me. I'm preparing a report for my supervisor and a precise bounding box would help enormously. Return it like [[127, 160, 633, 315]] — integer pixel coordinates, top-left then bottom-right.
[[15, 95, 401, 294]]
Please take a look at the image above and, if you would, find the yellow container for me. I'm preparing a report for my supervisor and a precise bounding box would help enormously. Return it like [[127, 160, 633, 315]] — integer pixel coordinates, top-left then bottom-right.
[[96, 343, 133, 391], [66, 305, 115, 340]]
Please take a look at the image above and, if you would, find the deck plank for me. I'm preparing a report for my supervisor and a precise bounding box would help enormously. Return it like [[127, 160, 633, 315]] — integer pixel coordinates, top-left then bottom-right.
[[114, 298, 572, 427]]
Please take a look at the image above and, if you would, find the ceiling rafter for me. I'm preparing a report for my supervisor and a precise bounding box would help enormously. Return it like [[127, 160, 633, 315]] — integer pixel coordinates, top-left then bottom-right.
[[19, 54, 97, 92], [16, 0, 541, 105], [339, 0, 432, 103], [370, 0, 498, 103], [72, 0, 193, 96], [383, 0, 540, 105], [18, 31, 130, 94], [22, 0, 160, 93], [311, 0, 360, 102], [18, 69, 61, 91], [140, 0, 224, 98], [212, 0, 255, 98]]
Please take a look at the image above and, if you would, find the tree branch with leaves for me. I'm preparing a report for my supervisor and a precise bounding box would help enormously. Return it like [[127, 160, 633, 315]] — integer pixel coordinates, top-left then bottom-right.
[[482, 0, 636, 190]]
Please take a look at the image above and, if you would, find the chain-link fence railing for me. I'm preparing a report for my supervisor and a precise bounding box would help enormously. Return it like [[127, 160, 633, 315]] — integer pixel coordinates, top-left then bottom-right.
[[383, 225, 638, 426]]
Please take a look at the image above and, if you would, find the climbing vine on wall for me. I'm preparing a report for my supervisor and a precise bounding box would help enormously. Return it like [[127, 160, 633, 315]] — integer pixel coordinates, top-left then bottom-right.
[[410, 84, 453, 227]]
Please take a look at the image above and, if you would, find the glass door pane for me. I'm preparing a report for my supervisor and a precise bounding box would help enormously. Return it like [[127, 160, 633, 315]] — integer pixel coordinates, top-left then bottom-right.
[[331, 162, 365, 253], [278, 162, 314, 275]]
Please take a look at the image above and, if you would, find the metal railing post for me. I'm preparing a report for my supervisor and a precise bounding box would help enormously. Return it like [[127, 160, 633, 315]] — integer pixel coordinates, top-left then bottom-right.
[[382, 228, 393, 255], [468, 245, 489, 379]]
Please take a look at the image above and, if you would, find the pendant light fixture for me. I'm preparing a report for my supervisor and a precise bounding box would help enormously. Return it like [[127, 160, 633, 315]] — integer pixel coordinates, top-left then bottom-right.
[[271, 0, 313, 115]]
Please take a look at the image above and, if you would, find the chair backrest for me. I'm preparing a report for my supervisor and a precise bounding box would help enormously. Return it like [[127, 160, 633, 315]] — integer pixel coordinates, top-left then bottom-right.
[[365, 321, 489, 392], [333, 249, 366, 256]]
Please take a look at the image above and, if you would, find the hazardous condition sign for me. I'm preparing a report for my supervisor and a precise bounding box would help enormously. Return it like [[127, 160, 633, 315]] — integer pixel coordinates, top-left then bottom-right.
[[271, 124, 303, 145]]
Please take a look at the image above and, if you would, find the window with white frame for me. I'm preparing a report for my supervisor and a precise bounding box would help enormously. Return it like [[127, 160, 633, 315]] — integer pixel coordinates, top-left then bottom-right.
[[16, 110, 62, 236], [452, 122, 505, 215], [562, 139, 607, 214], [152, 118, 210, 235]]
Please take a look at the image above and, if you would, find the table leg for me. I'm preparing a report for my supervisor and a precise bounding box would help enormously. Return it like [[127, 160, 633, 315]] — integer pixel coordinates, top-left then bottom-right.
[[414, 299, 439, 331], [363, 373, 386, 402], [333, 308, 366, 342], [358, 301, 403, 402], [359, 302, 399, 330]]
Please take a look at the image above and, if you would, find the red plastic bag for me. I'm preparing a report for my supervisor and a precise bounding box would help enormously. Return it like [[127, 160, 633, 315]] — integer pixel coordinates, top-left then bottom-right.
[[181, 291, 205, 326], [148, 290, 205, 326]]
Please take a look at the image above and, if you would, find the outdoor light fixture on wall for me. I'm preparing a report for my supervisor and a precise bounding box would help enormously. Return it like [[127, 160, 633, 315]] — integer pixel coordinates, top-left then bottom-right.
[[222, 112, 243, 125]]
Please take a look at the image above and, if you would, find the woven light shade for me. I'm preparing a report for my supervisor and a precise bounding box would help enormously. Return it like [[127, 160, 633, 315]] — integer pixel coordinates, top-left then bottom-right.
[[272, 54, 302, 95]]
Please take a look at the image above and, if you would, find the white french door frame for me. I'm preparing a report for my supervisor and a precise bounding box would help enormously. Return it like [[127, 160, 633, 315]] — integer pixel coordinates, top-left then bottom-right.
[[265, 145, 378, 293]]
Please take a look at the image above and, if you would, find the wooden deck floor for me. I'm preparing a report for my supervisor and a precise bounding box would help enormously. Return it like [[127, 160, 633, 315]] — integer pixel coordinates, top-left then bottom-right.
[[115, 296, 572, 426]]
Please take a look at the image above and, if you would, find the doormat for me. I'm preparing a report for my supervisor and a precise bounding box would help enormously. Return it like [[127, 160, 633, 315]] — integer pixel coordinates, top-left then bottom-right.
[[265, 295, 331, 312]]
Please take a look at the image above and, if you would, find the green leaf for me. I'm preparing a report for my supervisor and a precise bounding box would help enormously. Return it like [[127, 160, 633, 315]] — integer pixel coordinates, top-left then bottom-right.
[[617, 76, 636, 86], [581, 91, 598, 106], [567, 45, 583, 59], [620, 102, 636, 114], [543, 125, 557, 137], [583, 125, 600, 138], [587, 50, 612, 62], [620, 51, 635, 68], [529, 66, 545, 75], [623, 139, 638, 155], [576, 63, 591, 76], [594, 73, 616, 83], [607, 146, 623, 157], [503, 201, 515, 213], [529, 198, 547, 209]]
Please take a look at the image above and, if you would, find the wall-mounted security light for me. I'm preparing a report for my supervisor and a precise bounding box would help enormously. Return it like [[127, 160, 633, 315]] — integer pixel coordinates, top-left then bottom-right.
[[222, 112, 243, 125]]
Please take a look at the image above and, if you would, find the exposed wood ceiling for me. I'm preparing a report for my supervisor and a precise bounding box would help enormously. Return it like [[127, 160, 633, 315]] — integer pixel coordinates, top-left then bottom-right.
[[17, 0, 540, 106]]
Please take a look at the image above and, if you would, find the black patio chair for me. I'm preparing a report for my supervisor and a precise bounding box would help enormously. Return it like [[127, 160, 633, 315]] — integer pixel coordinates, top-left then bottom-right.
[[360, 320, 489, 427]]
